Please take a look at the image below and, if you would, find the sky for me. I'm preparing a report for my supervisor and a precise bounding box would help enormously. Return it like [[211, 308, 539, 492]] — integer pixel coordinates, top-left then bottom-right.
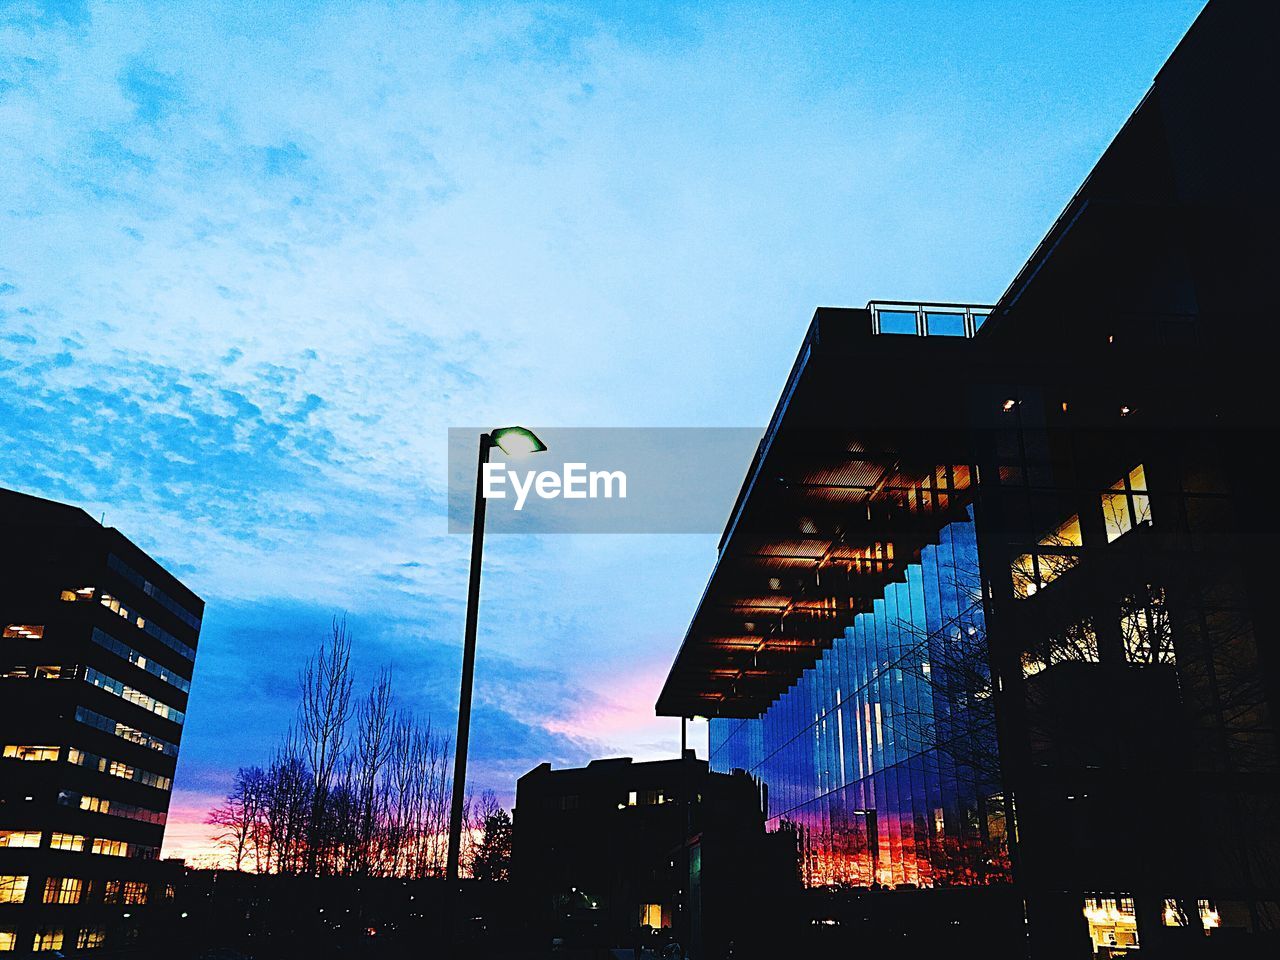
[[0, 0, 1206, 864]]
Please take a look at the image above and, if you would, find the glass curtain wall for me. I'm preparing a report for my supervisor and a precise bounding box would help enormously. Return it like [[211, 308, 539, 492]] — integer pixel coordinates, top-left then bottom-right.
[[709, 508, 1011, 888]]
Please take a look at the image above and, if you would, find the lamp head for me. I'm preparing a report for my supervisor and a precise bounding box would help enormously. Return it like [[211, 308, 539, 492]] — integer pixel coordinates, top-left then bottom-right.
[[489, 426, 547, 456]]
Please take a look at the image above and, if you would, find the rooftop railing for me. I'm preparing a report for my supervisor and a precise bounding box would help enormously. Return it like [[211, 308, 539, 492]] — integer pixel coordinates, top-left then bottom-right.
[[867, 300, 992, 339]]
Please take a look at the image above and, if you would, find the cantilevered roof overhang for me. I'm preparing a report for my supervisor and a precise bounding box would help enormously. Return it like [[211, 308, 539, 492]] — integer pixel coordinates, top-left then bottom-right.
[[656, 303, 993, 720]]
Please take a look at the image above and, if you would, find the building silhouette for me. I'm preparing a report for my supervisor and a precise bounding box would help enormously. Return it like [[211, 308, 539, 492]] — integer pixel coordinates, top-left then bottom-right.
[[657, 1, 1278, 957], [0, 489, 202, 955], [513, 752, 795, 958]]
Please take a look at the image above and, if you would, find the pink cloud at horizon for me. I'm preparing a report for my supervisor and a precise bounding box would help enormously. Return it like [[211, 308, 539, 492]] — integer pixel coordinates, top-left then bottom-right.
[[162, 790, 233, 869], [539, 658, 708, 763]]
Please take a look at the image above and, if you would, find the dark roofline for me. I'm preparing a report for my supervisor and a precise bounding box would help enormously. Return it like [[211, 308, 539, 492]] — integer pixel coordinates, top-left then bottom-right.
[[984, 0, 1215, 334], [518, 754, 709, 781], [657, 303, 989, 719], [0, 485, 205, 612], [0, 486, 100, 527]]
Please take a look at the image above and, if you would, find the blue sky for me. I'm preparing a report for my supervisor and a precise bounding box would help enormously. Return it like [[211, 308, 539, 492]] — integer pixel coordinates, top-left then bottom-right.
[[0, 0, 1204, 860]]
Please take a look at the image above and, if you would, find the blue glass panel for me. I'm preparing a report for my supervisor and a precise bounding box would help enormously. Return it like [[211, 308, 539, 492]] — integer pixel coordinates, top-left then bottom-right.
[[877, 310, 918, 335], [925, 312, 966, 336], [707, 508, 1008, 889]]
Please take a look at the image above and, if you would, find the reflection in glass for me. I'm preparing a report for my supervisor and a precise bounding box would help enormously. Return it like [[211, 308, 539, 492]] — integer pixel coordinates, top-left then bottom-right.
[[925, 312, 966, 336], [709, 510, 1010, 888], [1103, 465, 1152, 543], [878, 310, 918, 335]]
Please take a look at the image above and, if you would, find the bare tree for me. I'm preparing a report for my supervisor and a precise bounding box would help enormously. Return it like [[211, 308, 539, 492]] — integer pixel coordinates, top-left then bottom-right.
[[386, 710, 452, 878], [298, 616, 354, 874], [207, 766, 266, 871], [352, 668, 393, 875], [207, 617, 465, 879], [261, 731, 312, 875]]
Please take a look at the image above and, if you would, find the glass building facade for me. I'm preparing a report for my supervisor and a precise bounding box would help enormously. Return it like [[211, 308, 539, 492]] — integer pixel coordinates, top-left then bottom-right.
[[659, 3, 1279, 955], [709, 510, 1010, 889]]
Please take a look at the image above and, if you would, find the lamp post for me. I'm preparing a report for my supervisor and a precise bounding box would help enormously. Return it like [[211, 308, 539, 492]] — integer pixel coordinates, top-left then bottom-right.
[[446, 426, 547, 882]]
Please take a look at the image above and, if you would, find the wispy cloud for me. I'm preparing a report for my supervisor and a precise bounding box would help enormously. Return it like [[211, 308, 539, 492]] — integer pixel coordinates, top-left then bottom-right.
[[0, 0, 1205, 857]]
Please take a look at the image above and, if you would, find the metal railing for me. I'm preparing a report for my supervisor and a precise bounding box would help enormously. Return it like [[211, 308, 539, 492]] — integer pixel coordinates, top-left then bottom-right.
[[867, 300, 993, 339]]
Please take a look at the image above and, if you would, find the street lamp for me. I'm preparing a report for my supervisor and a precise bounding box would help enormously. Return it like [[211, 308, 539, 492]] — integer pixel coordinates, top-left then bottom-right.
[[446, 425, 547, 882]]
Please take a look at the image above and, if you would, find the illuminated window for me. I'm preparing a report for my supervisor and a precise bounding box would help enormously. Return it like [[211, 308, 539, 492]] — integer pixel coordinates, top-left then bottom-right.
[[1044, 515, 1083, 547], [1121, 587, 1175, 665], [91, 839, 126, 857], [76, 927, 106, 950], [626, 790, 663, 806], [1102, 490, 1129, 540], [2, 664, 72, 680], [639, 903, 670, 928], [107, 553, 202, 630], [74, 586, 194, 659], [2, 624, 43, 640], [33, 929, 64, 952], [65, 794, 165, 826], [1198, 900, 1220, 930], [985, 794, 1008, 858], [0, 832, 42, 849], [49, 833, 85, 852], [88, 840, 155, 860], [1159, 898, 1221, 930], [43, 878, 85, 905], [0, 877, 28, 904], [1049, 619, 1099, 665], [1012, 515, 1083, 598], [90, 628, 191, 693], [66, 748, 173, 791], [74, 706, 179, 756], [83, 668, 185, 725], [1011, 552, 1078, 597], [102, 879, 147, 904], [33, 665, 66, 679], [1009, 558, 1043, 598], [0, 929, 16, 952], [1024, 620, 1099, 676], [1083, 893, 1139, 953], [1102, 465, 1152, 542], [3, 745, 59, 761]]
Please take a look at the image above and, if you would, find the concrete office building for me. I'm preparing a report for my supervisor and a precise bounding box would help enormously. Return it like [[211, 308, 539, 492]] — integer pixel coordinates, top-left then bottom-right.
[[0, 489, 202, 955]]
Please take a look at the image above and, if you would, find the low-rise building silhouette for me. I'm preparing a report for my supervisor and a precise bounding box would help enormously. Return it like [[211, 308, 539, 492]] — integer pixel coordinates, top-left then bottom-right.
[[513, 751, 795, 957]]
